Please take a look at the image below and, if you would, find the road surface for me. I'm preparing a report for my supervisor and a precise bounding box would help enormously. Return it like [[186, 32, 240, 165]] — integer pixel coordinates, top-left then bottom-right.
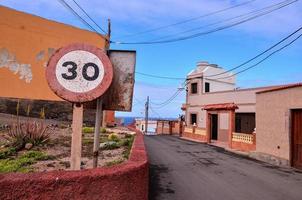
[[144, 135, 302, 200]]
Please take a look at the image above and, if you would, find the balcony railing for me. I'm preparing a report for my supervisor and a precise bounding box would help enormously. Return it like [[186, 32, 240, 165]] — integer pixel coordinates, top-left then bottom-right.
[[232, 132, 254, 144]]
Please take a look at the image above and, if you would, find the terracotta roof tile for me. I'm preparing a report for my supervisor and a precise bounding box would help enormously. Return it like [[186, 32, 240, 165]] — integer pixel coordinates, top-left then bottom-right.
[[203, 103, 238, 111]]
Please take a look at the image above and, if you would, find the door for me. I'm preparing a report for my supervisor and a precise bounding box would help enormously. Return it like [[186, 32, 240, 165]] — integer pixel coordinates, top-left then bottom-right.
[[211, 114, 218, 140], [292, 110, 302, 169]]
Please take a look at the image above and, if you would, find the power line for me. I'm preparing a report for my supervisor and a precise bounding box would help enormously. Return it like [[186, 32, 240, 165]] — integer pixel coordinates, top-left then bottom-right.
[[150, 81, 187, 106], [111, 0, 297, 45], [209, 30, 302, 80], [117, 0, 256, 39], [57, 0, 107, 40], [152, 90, 185, 109], [136, 71, 185, 80], [205, 26, 302, 78], [136, 26, 302, 81], [70, 0, 107, 34], [147, 0, 293, 42], [151, 82, 188, 108], [149, 105, 162, 119]]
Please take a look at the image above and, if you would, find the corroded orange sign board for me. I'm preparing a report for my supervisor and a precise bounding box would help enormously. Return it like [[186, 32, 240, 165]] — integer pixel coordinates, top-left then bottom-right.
[[46, 43, 113, 103], [0, 6, 107, 101]]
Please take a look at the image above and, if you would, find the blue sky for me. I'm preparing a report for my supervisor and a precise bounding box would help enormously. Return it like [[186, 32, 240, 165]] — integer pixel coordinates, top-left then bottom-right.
[[1, 0, 301, 118]]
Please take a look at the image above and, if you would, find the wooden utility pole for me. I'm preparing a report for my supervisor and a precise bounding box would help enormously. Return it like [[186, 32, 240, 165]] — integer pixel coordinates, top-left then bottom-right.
[[145, 96, 149, 134]]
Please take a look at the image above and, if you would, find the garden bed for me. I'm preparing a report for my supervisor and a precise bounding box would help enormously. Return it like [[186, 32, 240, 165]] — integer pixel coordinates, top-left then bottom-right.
[[0, 113, 135, 173]]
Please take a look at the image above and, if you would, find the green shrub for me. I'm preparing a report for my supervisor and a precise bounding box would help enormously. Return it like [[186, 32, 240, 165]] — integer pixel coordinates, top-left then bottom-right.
[[82, 127, 94, 134], [100, 128, 107, 133], [122, 135, 135, 159], [100, 141, 120, 150], [125, 133, 134, 139], [108, 133, 120, 142]]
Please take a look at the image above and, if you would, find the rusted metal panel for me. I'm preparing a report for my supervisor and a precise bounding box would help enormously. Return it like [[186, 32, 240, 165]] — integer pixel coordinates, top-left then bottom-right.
[[102, 50, 136, 111]]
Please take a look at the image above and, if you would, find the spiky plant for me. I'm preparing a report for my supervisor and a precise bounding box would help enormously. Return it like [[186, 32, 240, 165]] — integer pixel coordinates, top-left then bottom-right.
[[6, 120, 54, 149]]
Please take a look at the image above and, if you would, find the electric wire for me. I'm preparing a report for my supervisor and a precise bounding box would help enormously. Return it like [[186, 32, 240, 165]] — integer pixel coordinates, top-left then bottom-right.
[[149, 105, 162, 119], [136, 71, 185, 80], [148, 0, 294, 42], [135, 26, 302, 81], [117, 0, 256, 39], [205, 26, 302, 78], [111, 0, 298, 45], [70, 0, 107, 34], [57, 0, 107, 40], [208, 31, 302, 80]]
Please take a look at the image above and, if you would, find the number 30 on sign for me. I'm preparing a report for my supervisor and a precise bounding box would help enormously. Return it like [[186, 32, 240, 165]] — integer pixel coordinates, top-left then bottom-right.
[[46, 43, 113, 103]]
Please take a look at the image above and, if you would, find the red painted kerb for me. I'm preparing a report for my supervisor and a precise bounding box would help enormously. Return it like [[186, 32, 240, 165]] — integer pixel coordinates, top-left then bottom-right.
[[0, 129, 148, 200]]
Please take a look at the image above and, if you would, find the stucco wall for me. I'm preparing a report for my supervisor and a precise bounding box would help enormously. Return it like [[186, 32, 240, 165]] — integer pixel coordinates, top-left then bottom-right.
[[0, 129, 148, 200], [185, 87, 272, 127], [256, 87, 302, 160], [0, 6, 107, 101]]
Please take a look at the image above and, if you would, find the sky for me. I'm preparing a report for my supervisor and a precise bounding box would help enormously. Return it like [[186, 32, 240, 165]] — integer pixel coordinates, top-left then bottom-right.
[[1, 0, 301, 118]]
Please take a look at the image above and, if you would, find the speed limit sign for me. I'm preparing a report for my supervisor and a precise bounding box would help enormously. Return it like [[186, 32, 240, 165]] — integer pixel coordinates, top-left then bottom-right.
[[46, 43, 113, 102]]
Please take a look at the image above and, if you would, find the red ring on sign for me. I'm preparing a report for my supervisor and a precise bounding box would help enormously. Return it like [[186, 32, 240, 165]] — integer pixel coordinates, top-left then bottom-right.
[[46, 43, 113, 103]]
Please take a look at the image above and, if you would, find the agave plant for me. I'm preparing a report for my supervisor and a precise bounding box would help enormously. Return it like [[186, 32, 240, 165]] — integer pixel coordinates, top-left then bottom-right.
[[6, 120, 54, 149]]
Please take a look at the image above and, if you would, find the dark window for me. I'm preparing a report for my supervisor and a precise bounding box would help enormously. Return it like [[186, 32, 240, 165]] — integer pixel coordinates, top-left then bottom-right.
[[191, 83, 198, 94], [190, 113, 197, 125], [235, 113, 255, 133], [205, 82, 210, 93]]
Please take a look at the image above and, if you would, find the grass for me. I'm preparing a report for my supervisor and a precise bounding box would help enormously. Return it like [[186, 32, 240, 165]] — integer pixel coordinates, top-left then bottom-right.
[[0, 147, 17, 159], [82, 136, 109, 145], [103, 135, 135, 167], [0, 150, 53, 173], [82, 127, 94, 134], [122, 135, 135, 159], [105, 159, 124, 167], [82, 127, 107, 134]]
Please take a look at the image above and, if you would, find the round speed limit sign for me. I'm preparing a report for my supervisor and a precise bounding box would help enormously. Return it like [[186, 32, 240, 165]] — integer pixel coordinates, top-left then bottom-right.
[[46, 43, 113, 102]]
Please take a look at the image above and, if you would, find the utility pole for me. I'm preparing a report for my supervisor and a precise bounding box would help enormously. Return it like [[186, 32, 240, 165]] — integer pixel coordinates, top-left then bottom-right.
[[145, 96, 149, 134]]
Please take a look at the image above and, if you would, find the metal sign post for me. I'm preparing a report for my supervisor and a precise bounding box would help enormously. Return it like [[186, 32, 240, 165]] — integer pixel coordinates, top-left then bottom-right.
[[46, 43, 113, 170], [70, 103, 83, 169], [93, 98, 103, 168]]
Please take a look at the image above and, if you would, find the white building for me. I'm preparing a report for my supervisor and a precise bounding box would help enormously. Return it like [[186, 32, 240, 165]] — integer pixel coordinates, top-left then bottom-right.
[[135, 118, 157, 134]]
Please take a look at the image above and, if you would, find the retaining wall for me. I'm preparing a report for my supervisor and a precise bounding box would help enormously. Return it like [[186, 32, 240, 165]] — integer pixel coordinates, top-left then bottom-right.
[[0, 129, 148, 200], [182, 132, 207, 142]]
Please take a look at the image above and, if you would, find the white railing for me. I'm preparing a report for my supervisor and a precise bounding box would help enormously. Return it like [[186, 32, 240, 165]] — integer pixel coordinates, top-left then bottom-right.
[[232, 132, 254, 144]]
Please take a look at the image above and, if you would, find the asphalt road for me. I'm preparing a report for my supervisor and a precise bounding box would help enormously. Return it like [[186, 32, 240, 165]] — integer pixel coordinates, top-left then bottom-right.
[[144, 135, 302, 200]]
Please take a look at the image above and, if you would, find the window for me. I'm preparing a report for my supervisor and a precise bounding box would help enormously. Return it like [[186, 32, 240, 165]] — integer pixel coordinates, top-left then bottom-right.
[[235, 113, 255, 133], [191, 83, 198, 94], [190, 113, 197, 125], [205, 82, 210, 93]]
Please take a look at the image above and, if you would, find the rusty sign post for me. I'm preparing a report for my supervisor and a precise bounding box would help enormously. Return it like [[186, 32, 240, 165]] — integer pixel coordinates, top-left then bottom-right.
[[46, 43, 113, 170]]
